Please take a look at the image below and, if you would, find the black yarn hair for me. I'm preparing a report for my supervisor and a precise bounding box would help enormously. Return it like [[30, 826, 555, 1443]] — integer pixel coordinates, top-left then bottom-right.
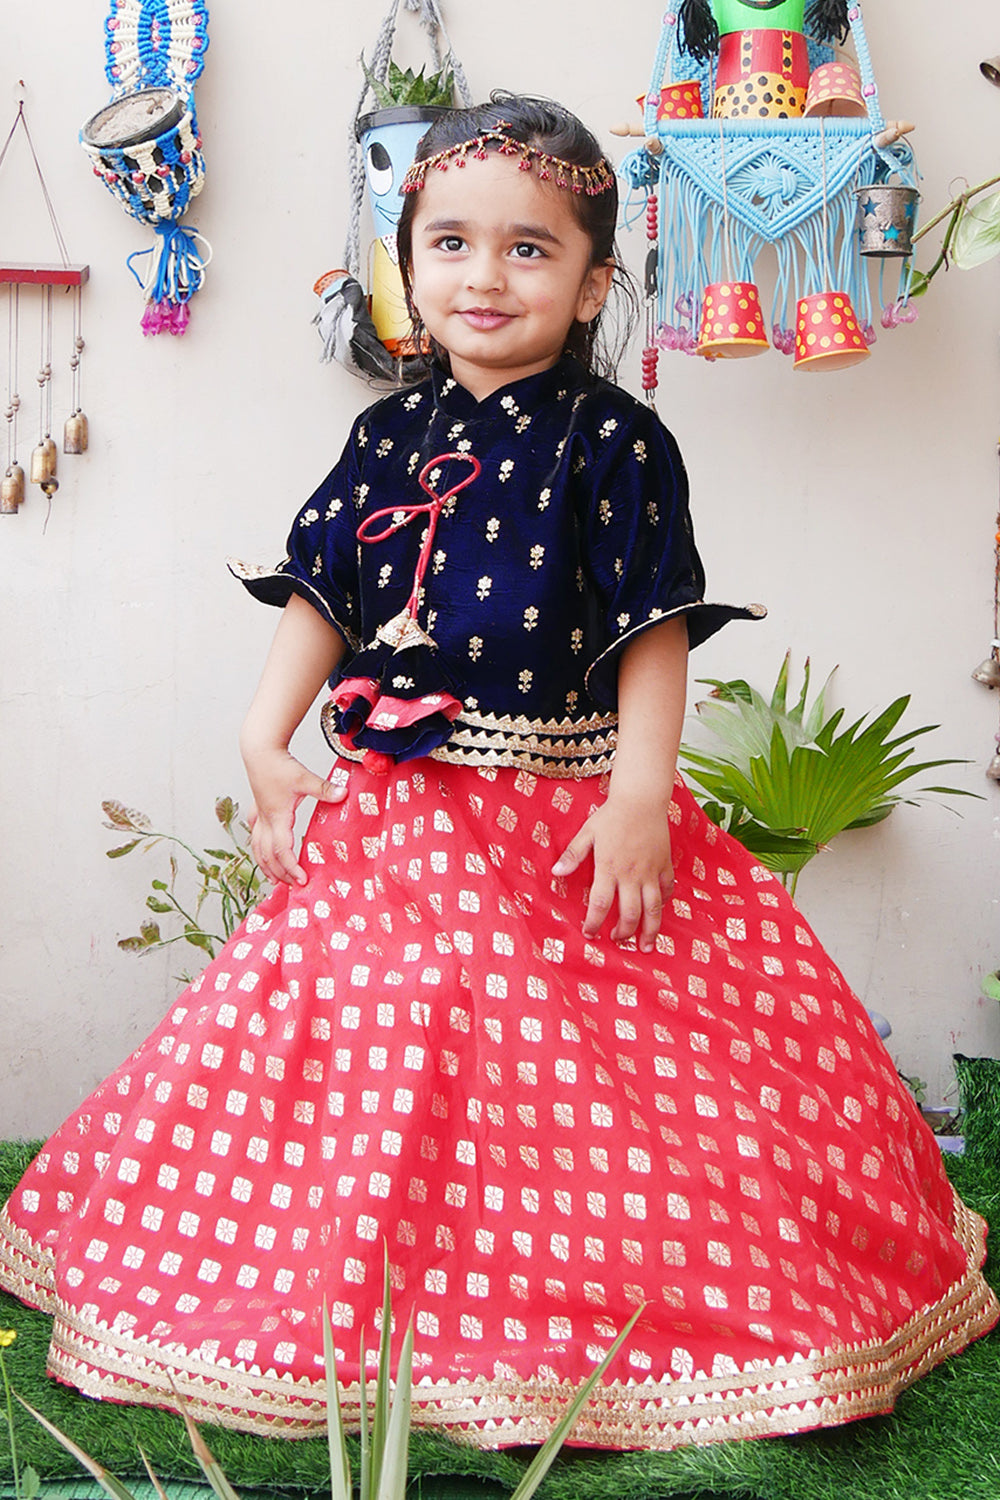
[[676, 0, 719, 63], [396, 91, 639, 383], [805, 0, 850, 44]]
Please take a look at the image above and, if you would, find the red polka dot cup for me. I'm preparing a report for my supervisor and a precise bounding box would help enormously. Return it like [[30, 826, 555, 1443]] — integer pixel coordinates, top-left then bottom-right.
[[638, 82, 704, 122], [803, 61, 866, 118], [793, 290, 870, 371], [696, 281, 770, 359]]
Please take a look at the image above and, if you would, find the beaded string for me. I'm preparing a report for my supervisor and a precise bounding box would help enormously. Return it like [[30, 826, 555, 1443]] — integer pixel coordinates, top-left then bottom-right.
[[5, 286, 20, 477], [401, 130, 616, 196]]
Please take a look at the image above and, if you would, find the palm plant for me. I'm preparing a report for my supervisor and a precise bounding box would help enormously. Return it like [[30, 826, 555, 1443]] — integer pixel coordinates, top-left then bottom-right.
[[680, 652, 975, 897], [12, 1250, 641, 1500]]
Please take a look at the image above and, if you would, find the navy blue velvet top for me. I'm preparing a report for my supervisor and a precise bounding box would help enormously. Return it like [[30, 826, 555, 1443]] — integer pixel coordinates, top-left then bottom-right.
[[234, 357, 761, 772]]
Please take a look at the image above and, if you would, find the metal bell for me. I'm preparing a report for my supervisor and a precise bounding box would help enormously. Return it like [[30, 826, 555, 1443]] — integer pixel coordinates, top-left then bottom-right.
[[29, 437, 57, 483], [40, 475, 59, 499], [972, 654, 1000, 688], [63, 410, 89, 454], [0, 464, 25, 515]]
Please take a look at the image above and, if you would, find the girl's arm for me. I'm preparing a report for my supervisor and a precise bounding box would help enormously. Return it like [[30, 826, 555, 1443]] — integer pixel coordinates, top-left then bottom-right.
[[552, 616, 688, 952], [240, 593, 349, 886]]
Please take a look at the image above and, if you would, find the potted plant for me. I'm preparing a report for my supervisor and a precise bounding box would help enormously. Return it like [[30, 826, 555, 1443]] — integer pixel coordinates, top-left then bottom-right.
[[679, 651, 975, 897]]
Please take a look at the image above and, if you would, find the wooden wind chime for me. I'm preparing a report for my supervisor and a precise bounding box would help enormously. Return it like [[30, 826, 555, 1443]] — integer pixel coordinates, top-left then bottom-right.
[[0, 98, 89, 517]]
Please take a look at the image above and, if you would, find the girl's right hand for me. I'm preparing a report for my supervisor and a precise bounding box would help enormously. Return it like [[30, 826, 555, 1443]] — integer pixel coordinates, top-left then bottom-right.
[[245, 747, 349, 887]]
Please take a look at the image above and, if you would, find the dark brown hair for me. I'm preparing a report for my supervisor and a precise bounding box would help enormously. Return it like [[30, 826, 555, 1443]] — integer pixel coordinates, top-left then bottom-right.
[[396, 92, 638, 381]]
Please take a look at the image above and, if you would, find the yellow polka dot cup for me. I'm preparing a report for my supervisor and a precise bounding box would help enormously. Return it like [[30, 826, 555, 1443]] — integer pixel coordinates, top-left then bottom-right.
[[793, 291, 870, 372], [696, 281, 770, 359]]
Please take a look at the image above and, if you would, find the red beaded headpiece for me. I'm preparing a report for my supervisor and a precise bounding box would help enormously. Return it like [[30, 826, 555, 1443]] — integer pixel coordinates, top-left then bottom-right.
[[400, 126, 616, 197]]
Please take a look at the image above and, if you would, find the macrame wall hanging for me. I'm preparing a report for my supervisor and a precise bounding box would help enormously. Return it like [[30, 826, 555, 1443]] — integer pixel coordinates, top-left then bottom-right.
[[0, 94, 89, 517], [80, 0, 210, 335], [618, 0, 918, 390], [313, 0, 473, 388]]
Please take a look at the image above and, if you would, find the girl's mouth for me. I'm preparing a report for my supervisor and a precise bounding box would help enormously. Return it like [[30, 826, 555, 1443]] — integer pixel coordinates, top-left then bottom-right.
[[459, 309, 514, 331]]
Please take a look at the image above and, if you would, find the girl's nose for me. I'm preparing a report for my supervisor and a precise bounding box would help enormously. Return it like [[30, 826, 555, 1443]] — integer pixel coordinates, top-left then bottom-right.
[[465, 251, 505, 293]]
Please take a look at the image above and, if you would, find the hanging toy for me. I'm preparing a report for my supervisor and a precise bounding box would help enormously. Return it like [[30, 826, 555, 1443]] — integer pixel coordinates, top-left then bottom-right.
[[621, 0, 920, 386], [80, 0, 210, 335], [314, 0, 473, 388], [0, 92, 90, 516]]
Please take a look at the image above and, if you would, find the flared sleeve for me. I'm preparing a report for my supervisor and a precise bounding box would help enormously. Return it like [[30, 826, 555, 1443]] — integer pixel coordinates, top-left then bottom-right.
[[228, 419, 367, 652], [581, 400, 764, 708]]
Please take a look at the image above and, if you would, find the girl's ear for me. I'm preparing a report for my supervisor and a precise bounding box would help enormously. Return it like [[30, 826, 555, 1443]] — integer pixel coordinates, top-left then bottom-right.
[[576, 261, 615, 326]]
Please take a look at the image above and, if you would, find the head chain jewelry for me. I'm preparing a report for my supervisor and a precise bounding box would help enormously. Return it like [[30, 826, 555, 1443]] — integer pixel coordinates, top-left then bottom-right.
[[401, 126, 616, 196]]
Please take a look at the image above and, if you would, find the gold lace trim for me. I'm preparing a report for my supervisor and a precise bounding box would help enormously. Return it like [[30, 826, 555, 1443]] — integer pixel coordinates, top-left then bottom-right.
[[322, 705, 619, 779], [3, 1188, 997, 1449]]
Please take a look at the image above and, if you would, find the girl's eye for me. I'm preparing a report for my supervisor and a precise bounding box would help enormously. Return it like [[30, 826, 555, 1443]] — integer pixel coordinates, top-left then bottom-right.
[[436, 235, 465, 253], [512, 243, 544, 259]]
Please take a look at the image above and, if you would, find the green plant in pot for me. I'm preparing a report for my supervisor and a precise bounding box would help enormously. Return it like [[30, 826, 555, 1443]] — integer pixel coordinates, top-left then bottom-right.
[[679, 652, 976, 897]]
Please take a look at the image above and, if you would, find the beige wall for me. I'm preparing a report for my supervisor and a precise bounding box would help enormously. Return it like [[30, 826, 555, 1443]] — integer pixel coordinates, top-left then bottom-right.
[[2, 0, 998, 1137]]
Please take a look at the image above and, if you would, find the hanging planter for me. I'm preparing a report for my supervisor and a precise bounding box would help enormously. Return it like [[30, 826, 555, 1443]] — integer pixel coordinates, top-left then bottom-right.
[[313, 0, 473, 387], [79, 0, 210, 335]]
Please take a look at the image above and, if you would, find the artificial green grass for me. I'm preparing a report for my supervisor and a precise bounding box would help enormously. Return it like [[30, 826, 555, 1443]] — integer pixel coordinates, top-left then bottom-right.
[[1, 1140, 998, 1500]]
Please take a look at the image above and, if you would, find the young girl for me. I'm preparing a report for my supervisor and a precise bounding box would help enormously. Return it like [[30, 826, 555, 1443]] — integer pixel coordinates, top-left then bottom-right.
[[0, 95, 996, 1452]]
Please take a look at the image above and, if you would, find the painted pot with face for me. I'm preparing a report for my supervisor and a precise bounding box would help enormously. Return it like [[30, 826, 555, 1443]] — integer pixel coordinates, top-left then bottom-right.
[[356, 105, 450, 353]]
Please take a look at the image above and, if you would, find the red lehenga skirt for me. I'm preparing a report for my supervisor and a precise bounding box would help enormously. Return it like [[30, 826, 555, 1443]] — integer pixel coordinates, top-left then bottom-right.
[[0, 761, 996, 1449]]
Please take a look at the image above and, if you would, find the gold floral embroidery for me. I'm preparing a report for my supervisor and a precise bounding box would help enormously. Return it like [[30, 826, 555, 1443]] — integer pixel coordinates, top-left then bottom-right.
[[476, 577, 492, 601]]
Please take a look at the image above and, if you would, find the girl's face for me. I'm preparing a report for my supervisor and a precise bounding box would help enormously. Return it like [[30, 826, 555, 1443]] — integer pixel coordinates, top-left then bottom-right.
[[408, 151, 613, 401]]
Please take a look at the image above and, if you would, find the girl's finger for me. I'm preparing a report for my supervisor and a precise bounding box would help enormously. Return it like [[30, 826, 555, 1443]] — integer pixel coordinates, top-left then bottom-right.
[[611, 888, 643, 942], [582, 876, 616, 937], [552, 832, 592, 877], [637, 882, 665, 952]]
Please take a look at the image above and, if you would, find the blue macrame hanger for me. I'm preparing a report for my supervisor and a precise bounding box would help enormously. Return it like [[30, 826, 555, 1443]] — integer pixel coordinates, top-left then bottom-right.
[[79, 0, 211, 335], [621, 1, 919, 384]]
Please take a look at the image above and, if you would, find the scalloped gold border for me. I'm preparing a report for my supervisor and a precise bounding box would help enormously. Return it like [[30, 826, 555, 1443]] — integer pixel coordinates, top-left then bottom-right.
[[2, 1188, 997, 1450]]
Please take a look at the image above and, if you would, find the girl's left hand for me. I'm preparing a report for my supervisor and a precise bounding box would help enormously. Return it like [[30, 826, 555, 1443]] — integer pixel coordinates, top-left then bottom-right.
[[552, 794, 674, 953]]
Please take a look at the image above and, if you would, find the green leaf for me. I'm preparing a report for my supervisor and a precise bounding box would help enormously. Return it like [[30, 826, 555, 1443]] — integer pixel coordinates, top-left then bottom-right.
[[323, 1299, 353, 1500], [215, 796, 237, 828], [145, 897, 174, 914], [106, 840, 141, 859], [139, 921, 162, 944], [101, 800, 152, 832], [375, 1319, 413, 1500], [508, 1304, 644, 1500], [21, 1466, 41, 1500], [360, 53, 395, 108], [138, 1448, 171, 1500], [952, 191, 1000, 270], [15, 1396, 141, 1500], [907, 266, 933, 297], [176, 1400, 243, 1500], [369, 1251, 393, 1500]]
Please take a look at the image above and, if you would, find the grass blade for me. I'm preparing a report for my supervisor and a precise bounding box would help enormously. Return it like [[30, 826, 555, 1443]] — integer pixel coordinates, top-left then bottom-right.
[[369, 1249, 393, 1500], [375, 1319, 414, 1500], [359, 1330, 371, 1500], [15, 1395, 140, 1500], [509, 1303, 644, 1500], [175, 1399, 242, 1500], [324, 1297, 353, 1500], [138, 1447, 171, 1500]]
